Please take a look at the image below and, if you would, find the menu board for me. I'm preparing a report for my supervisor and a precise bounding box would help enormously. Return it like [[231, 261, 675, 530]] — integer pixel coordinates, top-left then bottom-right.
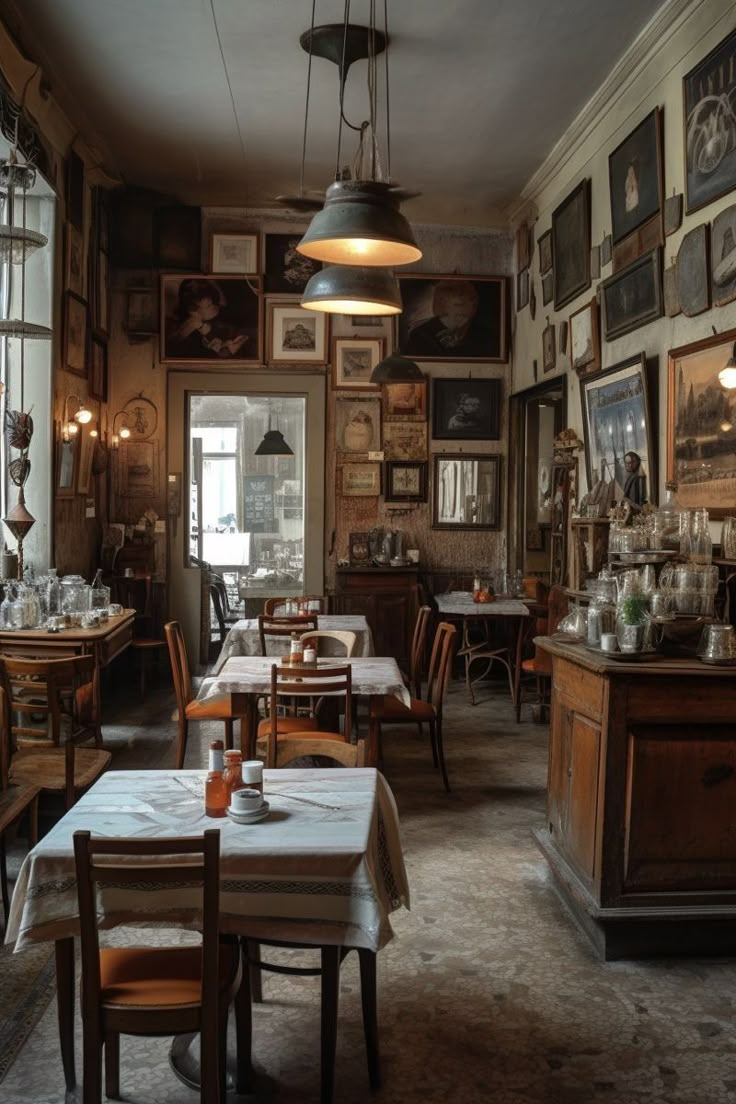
[[243, 474, 275, 532]]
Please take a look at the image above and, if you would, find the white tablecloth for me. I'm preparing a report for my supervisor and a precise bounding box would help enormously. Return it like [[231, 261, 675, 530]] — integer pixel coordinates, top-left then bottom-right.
[[214, 615, 374, 672], [201, 655, 411, 707], [6, 769, 409, 953], [435, 593, 530, 618]]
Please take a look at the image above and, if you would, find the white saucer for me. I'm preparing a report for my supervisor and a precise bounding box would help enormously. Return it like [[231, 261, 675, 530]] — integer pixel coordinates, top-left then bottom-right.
[[227, 800, 269, 824]]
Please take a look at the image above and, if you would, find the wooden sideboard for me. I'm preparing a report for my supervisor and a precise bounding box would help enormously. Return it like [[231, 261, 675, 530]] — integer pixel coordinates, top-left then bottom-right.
[[535, 636, 736, 959], [333, 567, 418, 667]]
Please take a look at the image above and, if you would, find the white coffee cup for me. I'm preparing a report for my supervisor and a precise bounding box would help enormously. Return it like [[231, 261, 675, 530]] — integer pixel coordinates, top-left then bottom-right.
[[600, 632, 618, 653], [230, 787, 262, 813]]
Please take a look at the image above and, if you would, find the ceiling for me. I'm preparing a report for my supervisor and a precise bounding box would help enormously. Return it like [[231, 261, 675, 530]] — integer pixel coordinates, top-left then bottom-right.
[[1, 0, 665, 225]]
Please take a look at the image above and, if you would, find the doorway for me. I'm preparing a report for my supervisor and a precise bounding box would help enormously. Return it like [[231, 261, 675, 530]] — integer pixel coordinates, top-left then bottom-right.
[[508, 378, 566, 580]]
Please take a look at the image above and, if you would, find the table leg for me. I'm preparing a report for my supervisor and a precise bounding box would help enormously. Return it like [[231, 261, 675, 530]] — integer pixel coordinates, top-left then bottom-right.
[[367, 695, 382, 769], [512, 615, 525, 711], [55, 937, 76, 1090], [233, 693, 257, 760]]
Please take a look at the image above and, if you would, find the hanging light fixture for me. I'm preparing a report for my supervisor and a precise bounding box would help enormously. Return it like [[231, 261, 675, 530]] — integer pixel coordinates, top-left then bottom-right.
[[62, 394, 93, 441], [255, 403, 294, 457], [111, 411, 132, 449], [297, 3, 421, 314], [719, 342, 736, 389], [0, 159, 52, 341]]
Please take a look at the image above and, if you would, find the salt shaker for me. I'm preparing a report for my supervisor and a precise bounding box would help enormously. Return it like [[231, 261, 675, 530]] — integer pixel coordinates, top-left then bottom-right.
[[242, 760, 264, 796], [303, 645, 317, 664]]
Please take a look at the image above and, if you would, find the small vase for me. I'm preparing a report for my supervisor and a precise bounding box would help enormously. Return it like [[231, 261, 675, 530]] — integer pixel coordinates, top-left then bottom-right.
[[615, 616, 645, 653]]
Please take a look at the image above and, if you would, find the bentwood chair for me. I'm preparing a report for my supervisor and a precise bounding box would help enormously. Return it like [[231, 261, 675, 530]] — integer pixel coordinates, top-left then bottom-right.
[[73, 829, 248, 1104], [258, 663, 353, 768], [371, 621, 457, 791], [165, 621, 242, 768], [0, 685, 39, 927], [257, 614, 318, 656], [2, 655, 111, 811], [299, 629, 358, 657], [263, 595, 327, 615]]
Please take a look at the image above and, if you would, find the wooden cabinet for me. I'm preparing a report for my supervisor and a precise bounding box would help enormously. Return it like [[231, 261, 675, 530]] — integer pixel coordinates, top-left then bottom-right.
[[536, 637, 736, 959], [333, 568, 418, 666]]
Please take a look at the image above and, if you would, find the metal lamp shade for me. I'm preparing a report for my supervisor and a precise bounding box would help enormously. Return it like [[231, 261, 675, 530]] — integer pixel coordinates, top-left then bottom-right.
[[297, 181, 422, 267], [301, 264, 401, 315], [369, 353, 423, 383], [254, 429, 294, 457]]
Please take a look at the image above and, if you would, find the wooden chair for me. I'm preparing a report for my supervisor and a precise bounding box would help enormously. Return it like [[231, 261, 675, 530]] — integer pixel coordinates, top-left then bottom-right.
[[2, 655, 111, 811], [165, 621, 242, 768], [404, 604, 432, 699], [73, 829, 249, 1104], [370, 621, 457, 792], [0, 684, 39, 928], [114, 575, 167, 697], [259, 664, 353, 768], [299, 629, 358, 657], [263, 595, 327, 615], [257, 613, 318, 656], [210, 573, 241, 624], [515, 585, 568, 722]]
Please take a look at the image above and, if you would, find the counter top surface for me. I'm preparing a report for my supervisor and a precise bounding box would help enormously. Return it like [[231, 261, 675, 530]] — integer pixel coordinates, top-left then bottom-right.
[[535, 634, 736, 676]]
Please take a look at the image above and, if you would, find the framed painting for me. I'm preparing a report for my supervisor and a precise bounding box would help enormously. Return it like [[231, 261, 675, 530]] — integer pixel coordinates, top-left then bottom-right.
[[382, 422, 427, 460], [601, 247, 663, 341], [154, 206, 201, 270], [95, 249, 110, 337], [125, 287, 158, 336], [209, 233, 259, 274], [349, 531, 372, 566], [330, 312, 393, 342], [431, 377, 501, 441], [161, 275, 261, 363], [396, 274, 508, 363], [264, 232, 321, 293], [542, 320, 556, 374], [608, 108, 663, 246], [341, 462, 381, 497], [432, 453, 502, 530], [552, 178, 591, 311], [382, 379, 427, 422], [385, 461, 427, 503], [684, 27, 736, 213], [667, 328, 736, 517], [64, 291, 88, 378], [538, 229, 553, 275], [89, 333, 108, 401], [64, 223, 84, 297], [332, 337, 383, 390], [335, 396, 381, 453], [516, 223, 531, 272], [266, 299, 327, 364], [580, 353, 654, 505], [569, 295, 600, 376], [517, 269, 530, 311]]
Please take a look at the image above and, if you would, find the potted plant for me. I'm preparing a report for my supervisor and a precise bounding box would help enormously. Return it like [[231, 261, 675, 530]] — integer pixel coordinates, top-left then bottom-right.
[[615, 593, 648, 653]]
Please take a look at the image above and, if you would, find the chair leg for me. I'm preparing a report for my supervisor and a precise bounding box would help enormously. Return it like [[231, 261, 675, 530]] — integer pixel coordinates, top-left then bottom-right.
[[217, 1007, 228, 1104], [235, 940, 254, 1094], [224, 718, 234, 752], [357, 949, 380, 1090], [82, 1023, 103, 1104], [176, 718, 189, 770], [248, 939, 263, 1003], [0, 836, 9, 928], [427, 721, 438, 768], [200, 1003, 220, 1104], [433, 719, 451, 793], [104, 1032, 120, 1099], [320, 946, 341, 1104]]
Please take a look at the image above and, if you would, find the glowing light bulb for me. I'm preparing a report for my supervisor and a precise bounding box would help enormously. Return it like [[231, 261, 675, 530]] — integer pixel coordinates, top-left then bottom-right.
[[74, 405, 92, 424], [119, 426, 131, 439]]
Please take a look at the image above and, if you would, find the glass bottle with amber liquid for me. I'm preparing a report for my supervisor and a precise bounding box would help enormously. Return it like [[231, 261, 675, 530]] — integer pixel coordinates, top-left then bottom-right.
[[205, 739, 228, 817], [223, 749, 245, 802]]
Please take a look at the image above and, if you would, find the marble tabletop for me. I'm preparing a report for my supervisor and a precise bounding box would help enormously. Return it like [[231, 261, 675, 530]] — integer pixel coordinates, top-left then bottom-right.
[[435, 592, 530, 618]]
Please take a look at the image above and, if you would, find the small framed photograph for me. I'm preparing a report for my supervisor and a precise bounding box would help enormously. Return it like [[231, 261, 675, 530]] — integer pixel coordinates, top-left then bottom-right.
[[264, 232, 321, 293], [65, 223, 84, 297], [431, 378, 501, 441], [155, 206, 201, 270], [516, 223, 531, 272], [210, 233, 259, 274], [330, 313, 393, 342], [385, 461, 427, 503], [332, 337, 384, 390], [266, 299, 328, 364], [56, 432, 78, 498], [601, 247, 663, 341], [89, 334, 108, 401], [349, 531, 372, 565], [569, 296, 600, 376], [542, 321, 556, 374], [517, 269, 529, 310], [382, 380, 427, 422], [64, 291, 88, 377], [77, 425, 96, 496], [538, 229, 553, 275], [161, 274, 261, 363], [383, 422, 427, 460], [608, 107, 663, 246], [125, 287, 158, 335], [341, 462, 381, 497], [335, 397, 381, 453]]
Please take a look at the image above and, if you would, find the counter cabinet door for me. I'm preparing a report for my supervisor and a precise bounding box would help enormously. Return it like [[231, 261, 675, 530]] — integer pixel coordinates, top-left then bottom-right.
[[548, 696, 602, 883]]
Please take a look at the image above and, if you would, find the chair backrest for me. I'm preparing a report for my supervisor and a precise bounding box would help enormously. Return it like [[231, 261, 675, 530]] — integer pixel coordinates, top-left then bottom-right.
[[409, 605, 432, 692], [114, 574, 155, 622], [522, 576, 549, 604], [274, 735, 366, 769], [165, 620, 194, 714], [425, 622, 457, 715], [547, 585, 569, 635], [209, 583, 227, 638], [263, 596, 327, 616], [73, 830, 220, 1029], [257, 614, 318, 656], [0, 653, 95, 749], [299, 629, 358, 657], [266, 662, 352, 767]]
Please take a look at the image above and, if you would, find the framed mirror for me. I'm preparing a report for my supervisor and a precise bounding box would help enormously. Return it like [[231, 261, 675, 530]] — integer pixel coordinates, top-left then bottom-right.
[[432, 454, 502, 530]]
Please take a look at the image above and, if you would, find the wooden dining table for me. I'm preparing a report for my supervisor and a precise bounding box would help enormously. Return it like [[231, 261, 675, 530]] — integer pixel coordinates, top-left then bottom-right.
[[199, 654, 410, 766], [0, 610, 136, 743], [434, 593, 530, 706], [5, 767, 410, 1094]]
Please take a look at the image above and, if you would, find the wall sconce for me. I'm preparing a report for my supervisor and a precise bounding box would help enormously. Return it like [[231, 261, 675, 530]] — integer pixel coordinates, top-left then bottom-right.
[[111, 411, 131, 449], [62, 394, 93, 441], [719, 342, 736, 390]]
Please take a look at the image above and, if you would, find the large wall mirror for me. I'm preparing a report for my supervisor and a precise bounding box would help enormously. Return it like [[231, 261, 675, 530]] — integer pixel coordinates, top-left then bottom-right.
[[432, 454, 502, 530]]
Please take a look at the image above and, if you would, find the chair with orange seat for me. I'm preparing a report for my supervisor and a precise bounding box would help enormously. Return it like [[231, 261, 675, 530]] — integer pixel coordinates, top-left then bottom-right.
[[258, 663, 353, 768], [73, 829, 249, 1104], [370, 621, 457, 792], [514, 584, 568, 722], [113, 574, 167, 697], [165, 620, 243, 768]]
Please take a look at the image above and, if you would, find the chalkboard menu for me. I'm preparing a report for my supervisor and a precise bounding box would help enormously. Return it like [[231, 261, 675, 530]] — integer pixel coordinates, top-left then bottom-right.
[[243, 474, 275, 532]]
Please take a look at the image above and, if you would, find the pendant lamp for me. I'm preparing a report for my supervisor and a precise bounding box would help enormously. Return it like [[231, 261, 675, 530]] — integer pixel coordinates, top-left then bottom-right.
[[298, 179, 421, 267], [255, 405, 294, 456], [369, 352, 423, 383], [301, 264, 401, 315]]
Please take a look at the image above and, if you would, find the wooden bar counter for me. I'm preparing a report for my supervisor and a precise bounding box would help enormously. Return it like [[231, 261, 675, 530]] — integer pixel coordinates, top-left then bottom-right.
[[534, 635, 736, 959]]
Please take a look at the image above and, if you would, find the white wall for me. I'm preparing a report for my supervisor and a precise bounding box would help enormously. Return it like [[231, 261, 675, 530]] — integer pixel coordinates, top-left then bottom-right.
[[511, 0, 736, 506]]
